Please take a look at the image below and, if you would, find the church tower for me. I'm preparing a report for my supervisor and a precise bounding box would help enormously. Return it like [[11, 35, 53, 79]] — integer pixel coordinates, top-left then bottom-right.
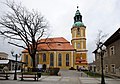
[[71, 6, 88, 69]]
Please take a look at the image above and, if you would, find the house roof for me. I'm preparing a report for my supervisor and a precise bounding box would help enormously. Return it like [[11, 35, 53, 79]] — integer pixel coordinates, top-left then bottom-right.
[[23, 37, 75, 53], [104, 28, 120, 46], [93, 28, 120, 54], [0, 60, 9, 64], [39, 37, 69, 43], [0, 59, 26, 64]]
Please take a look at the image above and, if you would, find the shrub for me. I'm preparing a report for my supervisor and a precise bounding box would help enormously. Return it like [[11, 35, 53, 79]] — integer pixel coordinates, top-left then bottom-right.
[[49, 67, 60, 76], [69, 67, 76, 70]]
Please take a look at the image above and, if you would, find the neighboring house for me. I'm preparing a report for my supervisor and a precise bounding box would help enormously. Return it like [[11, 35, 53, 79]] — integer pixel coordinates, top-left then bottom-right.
[[93, 28, 120, 77], [22, 7, 88, 70], [0, 52, 8, 59], [88, 61, 96, 72], [0, 52, 25, 71], [0, 59, 26, 71]]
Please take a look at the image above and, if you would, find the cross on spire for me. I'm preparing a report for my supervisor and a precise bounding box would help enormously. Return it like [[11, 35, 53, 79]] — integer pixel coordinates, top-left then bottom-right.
[[77, 6, 79, 9]]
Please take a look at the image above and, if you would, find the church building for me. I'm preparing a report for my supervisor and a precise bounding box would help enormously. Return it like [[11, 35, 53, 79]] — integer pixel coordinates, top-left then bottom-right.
[[22, 7, 88, 70]]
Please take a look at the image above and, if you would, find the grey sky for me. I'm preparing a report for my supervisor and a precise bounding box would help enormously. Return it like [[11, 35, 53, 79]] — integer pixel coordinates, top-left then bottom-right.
[[0, 0, 120, 62]]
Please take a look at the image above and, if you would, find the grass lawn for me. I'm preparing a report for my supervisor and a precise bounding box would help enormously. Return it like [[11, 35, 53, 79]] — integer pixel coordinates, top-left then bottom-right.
[[83, 71, 115, 78], [83, 71, 101, 77]]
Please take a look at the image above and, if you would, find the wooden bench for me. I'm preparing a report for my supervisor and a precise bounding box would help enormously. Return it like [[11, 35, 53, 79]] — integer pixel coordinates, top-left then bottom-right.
[[19, 72, 41, 81], [0, 73, 10, 80]]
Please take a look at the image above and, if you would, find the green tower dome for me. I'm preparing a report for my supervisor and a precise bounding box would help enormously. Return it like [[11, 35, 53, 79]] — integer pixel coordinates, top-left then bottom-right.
[[72, 6, 85, 27], [73, 21, 84, 27]]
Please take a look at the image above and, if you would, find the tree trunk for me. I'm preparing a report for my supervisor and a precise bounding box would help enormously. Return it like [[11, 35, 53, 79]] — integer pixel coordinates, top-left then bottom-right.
[[31, 54, 36, 69]]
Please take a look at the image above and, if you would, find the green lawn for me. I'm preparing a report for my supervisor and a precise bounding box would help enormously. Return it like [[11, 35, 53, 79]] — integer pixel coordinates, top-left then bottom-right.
[[83, 71, 101, 77], [83, 71, 116, 78]]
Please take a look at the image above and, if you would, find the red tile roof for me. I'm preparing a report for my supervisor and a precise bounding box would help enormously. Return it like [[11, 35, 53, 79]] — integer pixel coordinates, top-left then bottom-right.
[[23, 37, 75, 53], [37, 37, 75, 51]]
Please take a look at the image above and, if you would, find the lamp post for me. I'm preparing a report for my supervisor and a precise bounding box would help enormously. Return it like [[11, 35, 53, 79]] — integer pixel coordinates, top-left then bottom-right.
[[97, 43, 106, 84], [11, 51, 21, 80]]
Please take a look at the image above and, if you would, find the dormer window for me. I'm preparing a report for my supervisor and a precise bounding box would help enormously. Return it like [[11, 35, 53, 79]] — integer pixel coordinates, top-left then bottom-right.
[[58, 43, 61, 46]]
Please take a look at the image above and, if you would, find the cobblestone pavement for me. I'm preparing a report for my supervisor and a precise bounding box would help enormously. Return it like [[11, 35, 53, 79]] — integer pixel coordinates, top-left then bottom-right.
[[0, 70, 120, 84], [0, 70, 81, 84]]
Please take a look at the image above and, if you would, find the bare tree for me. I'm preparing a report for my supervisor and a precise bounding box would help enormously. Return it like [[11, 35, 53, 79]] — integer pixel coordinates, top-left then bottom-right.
[[95, 30, 108, 48], [0, 1, 49, 68]]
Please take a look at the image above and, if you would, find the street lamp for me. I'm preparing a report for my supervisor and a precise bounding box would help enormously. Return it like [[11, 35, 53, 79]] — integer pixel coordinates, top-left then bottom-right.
[[11, 50, 21, 80], [97, 43, 106, 84]]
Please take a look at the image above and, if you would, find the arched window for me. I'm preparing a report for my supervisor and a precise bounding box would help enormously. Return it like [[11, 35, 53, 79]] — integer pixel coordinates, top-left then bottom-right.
[[77, 28, 80, 35], [50, 53, 54, 66], [42, 53, 46, 62], [66, 54, 69, 66], [58, 53, 62, 66]]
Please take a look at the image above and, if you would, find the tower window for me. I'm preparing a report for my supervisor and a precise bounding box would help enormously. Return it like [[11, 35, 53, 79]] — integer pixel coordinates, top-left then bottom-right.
[[77, 43, 80, 48], [77, 28, 80, 35], [77, 31, 80, 35]]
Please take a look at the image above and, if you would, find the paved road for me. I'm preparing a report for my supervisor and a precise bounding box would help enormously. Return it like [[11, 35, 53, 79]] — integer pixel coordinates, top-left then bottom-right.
[[0, 70, 120, 84]]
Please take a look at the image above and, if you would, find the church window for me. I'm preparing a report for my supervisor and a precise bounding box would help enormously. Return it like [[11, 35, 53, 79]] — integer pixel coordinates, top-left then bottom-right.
[[58, 53, 62, 66], [42, 53, 46, 62], [50, 53, 54, 66], [66, 54, 69, 66]]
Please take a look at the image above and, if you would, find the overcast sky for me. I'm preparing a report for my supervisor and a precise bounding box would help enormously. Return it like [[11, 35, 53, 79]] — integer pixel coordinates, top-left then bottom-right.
[[0, 0, 120, 63]]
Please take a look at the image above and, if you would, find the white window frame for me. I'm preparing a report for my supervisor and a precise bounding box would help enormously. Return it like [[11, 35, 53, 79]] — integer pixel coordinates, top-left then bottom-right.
[[110, 46, 115, 56], [105, 64, 108, 73], [111, 64, 115, 73]]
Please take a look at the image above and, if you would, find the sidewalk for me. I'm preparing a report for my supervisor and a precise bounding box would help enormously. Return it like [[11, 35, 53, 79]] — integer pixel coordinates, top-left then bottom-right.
[[0, 70, 120, 84], [79, 71, 120, 84]]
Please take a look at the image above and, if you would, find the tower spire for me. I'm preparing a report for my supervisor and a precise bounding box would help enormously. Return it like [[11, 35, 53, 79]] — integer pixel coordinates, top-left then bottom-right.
[[74, 6, 82, 23]]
